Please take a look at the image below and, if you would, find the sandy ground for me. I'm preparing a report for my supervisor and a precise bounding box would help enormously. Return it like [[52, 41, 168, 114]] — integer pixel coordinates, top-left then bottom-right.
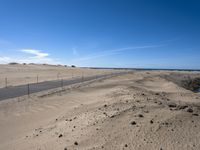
[[0, 70, 200, 150], [0, 64, 118, 88]]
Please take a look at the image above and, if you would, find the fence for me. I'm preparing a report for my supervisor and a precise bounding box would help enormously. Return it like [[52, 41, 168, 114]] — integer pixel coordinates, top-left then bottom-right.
[[0, 71, 131, 101]]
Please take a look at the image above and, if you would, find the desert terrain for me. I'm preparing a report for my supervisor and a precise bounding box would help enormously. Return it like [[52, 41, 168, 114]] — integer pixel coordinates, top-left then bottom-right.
[[0, 66, 200, 150]]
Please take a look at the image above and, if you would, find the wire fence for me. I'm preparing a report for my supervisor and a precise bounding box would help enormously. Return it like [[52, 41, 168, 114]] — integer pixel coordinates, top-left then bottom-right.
[[1, 71, 109, 89], [0, 71, 131, 101]]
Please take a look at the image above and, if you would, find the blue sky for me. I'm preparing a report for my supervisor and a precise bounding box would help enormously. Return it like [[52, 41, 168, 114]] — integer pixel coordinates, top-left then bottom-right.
[[0, 0, 200, 69]]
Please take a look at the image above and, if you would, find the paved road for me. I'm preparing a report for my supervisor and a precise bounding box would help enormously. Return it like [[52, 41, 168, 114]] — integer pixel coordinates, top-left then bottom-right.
[[0, 72, 129, 101]]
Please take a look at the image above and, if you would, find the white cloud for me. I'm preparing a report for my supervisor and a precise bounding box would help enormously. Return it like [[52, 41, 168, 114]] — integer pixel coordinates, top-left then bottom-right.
[[19, 49, 60, 64], [0, 49, 60, 65], [20, 49, 49, 58], [0, 56, 12, 64]]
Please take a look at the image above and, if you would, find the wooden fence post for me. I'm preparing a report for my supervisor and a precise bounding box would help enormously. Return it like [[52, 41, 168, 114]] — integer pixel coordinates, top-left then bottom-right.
[[37, 75, 39, 83], [27, 84, 30, 97], [61, 79, 63, 89], [5, 77, 8, 88]]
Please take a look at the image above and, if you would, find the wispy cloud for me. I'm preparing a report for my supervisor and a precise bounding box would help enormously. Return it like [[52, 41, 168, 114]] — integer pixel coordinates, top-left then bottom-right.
[[74, 53, 119, 62], [72, 44, 165, 63], [20, 49, 49, 58], [72, 48, 78, 56], [109, 44, 165, 52]]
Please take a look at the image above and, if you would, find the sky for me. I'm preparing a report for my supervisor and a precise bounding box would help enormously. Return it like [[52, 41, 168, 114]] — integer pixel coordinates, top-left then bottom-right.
[[0, 0, 200, 69]]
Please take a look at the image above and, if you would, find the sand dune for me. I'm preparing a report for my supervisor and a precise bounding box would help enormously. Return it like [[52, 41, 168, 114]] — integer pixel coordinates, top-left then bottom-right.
[[0, 70, 200, 150]]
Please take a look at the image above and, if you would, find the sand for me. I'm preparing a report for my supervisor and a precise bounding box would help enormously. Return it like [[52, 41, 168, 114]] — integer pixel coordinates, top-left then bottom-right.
[[0, 68, 200, 150]]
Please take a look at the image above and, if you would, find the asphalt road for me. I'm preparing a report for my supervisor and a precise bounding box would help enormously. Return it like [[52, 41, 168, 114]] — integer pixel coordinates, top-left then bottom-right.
[[0, 72, 128, 101]]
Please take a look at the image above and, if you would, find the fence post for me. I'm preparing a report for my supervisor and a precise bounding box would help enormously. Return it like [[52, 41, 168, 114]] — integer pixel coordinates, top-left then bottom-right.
[[61, 79, 63, 89], [5, 77, 7, 88], [57, 73, 60, 80], [27, 83, 30, 97], [81, 73, 84, 82], [37, 75, 39, 83]]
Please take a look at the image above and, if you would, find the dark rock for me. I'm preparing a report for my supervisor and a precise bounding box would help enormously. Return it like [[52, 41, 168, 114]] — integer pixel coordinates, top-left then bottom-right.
[[178, 105, 188, 110], [150, 120, 154, 124], [64, 147, 67, 150], [74, 141, 78, 145], [165, 122, 169, 125], [130, 121, 136, 125], [168, 103, 177, 108], [110, 115, 115, 118], [192, 113, 199, 116], [58, 134, 63, 138], [103, 112, 107, 116], [187, 108, 193, 113], [138, 114, 144, 117], [125, 144, 128, 147]]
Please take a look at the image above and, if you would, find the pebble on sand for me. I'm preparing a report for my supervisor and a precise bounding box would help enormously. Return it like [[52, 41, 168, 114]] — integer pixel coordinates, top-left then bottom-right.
[[138, 114, 144, 117], [58, 134, 63, 138], [130, 121, 136, 125], [187, 108, 193, 113]]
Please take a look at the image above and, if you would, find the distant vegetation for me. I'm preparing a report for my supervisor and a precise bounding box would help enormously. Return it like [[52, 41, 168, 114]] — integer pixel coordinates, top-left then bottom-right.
[[71, 65, 76, 68], [8, 62, 19, 65], [7, 62, 76, 68]]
